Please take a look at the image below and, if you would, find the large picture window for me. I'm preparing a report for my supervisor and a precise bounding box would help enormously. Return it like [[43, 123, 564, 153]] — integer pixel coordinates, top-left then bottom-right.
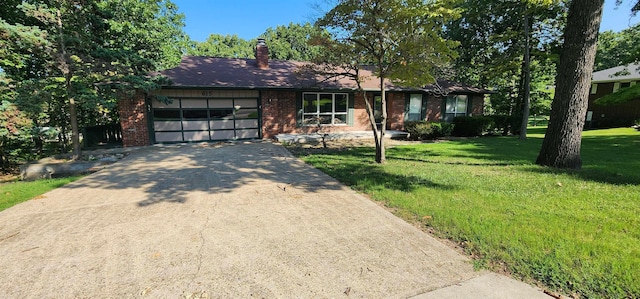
[[302, 93, 348, 125], [444, 95, 469, 122]]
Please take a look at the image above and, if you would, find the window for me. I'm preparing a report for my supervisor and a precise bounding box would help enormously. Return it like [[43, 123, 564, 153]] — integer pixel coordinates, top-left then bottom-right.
[[153, 109, 181, 120], [590, 83, 598, 94], [374, 95, 383, 123], [406, 94, 423, 121], [302, 93, 348, 125], [182, 109, 208, 119], [444, 95, 469, 122], [614, 81, 633, 93]]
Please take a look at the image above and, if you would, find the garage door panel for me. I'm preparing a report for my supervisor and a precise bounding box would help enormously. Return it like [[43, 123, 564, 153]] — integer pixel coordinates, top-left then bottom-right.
[[154, 121, 182, 131], [183, 131, 210, 141], [209, 99, 233, 108], [234, 99, 258, 108], [181, 99, 207, 108], [210, 120, 235, 130], [235, 109, 259, 119], [153, 97, 260, 143], [155, 132, 183, 142], [235, 119, 258, 129], [236, 129, 259, 139], [182, 120, 209, 130], [153, 99, 180, 108], [210, 130, 235, 140]]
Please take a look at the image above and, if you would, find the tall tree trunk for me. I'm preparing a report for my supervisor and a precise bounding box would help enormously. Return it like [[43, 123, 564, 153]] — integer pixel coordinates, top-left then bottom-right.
[[57, 8, 81, 160], [536, 0, 603, 169], [519, 11, 532, 140], [68, 94, 81, 160], [377, 76, 386, 164]]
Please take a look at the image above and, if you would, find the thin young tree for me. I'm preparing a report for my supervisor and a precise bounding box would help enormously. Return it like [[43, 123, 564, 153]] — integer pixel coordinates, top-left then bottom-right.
[[315, 0, 459, 163]]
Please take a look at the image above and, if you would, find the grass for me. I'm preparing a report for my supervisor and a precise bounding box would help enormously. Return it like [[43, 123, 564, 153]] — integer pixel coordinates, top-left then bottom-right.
[[0, 176, 83, 212], [289, 127, 640, 299]]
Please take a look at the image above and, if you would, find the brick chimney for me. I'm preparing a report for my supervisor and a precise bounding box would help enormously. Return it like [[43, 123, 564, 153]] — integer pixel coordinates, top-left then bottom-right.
[[255, 38, 269, 69]]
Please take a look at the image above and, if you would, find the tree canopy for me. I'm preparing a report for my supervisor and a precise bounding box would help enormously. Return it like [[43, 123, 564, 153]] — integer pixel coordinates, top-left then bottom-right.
[[446, 0, 567, 134], [186, 22, 327, 62], [594, 23, 640, 71], [0, 0, 187, 160], [316, 0, 460, 163]]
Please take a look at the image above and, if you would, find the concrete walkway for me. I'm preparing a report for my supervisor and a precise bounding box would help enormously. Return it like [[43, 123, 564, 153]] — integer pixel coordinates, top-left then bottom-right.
[[0, 142, 549, 298]]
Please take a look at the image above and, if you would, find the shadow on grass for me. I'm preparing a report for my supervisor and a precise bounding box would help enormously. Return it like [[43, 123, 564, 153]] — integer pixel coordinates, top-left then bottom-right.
[[389, 137, 541, 166], [326, 134, 640, 186], [303, 147, 457, 192]]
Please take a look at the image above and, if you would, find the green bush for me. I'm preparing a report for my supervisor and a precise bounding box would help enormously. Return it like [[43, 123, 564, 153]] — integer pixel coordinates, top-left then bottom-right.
[[452, 116, 493, 137], [488, 115, 513, 135], [405, 121, 453, 140]]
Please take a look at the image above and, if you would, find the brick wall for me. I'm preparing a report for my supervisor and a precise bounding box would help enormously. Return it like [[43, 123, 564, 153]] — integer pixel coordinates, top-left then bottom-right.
[[471, 95, 484, 116], [425, 96, 442, 121], [353, 92, 374, 130], [386, 92, 405, 130], [261, 90, 298, 138], [588, 82, 640, 127], [118, 92, 150, 147], [261, 90, 394, 138]]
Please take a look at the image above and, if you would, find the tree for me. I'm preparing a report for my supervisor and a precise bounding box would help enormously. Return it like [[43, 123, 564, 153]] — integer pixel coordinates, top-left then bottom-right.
[[187, 23, 327, 62], [261, 22, 328, 61], [445, 0, 567, 135], [187, 34, 254, 58], [535, 0, 604, 169], [315, 0, 459, 163], [1, 0, 186, 160], [0, 100, 34, 171], [594, 23, 640, 71]]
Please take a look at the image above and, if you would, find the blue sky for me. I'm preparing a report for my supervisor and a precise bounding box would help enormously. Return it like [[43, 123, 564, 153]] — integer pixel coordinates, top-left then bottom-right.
[[172, 0, 640, 42]]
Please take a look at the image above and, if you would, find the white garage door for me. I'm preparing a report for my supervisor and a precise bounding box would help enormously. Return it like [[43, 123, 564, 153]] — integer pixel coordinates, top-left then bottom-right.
[[152, 98, 260, 143]]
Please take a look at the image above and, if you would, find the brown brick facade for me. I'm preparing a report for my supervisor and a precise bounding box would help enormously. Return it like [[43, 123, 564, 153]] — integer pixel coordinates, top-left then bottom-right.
[[386, 92, 405, 130], [118, 92, 150, 147], [261, 90, 299, 138], [126, 88, 486, 144], [471, 95, 485, 116], [588, 81, 640, 128], [425, 96, 442, 122], [261, 90, 385, 138]]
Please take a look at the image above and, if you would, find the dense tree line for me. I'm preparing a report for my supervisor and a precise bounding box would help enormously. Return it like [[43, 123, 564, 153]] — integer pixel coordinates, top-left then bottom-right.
[[185, 22, 327, 61], [445, 0, 567, 136], [1, 0, 187, 168]]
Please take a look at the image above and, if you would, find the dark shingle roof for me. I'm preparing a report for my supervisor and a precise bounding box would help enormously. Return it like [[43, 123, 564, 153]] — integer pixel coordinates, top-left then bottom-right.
[[159, 56, 492, 95]]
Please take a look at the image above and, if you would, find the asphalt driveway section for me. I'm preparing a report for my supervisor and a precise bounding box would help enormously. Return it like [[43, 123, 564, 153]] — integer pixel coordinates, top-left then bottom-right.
[[0, 142, 543, 298]]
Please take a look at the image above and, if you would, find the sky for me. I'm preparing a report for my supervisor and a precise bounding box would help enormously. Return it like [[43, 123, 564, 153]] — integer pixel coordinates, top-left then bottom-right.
[[173, 0, 640, 42]]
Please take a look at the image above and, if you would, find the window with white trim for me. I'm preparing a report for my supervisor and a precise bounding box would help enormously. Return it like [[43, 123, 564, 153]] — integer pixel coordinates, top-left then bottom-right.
[[444, 95, 469, 122], [302, 93, 348, 125]]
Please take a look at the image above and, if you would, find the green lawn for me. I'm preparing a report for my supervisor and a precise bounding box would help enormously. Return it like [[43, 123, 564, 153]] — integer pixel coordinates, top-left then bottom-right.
[[290, 127, 640, 298], [0, 176, 83, 211]]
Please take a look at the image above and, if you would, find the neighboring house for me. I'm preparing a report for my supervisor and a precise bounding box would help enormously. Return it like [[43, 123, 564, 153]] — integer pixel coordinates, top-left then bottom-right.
[[117, 40, 491, 147], [587, 63, 640, 128]]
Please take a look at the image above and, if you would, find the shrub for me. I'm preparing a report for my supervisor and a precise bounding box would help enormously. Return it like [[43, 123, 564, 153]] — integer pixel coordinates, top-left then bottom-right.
[[405, 121, 453, 140], [452, 116, 493, 137], [433, 122, 455, 137], [488, 114, 514, 135]]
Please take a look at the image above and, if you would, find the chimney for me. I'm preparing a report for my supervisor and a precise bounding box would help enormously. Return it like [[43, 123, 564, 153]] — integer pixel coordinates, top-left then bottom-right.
[[255, 38, 269, 69]]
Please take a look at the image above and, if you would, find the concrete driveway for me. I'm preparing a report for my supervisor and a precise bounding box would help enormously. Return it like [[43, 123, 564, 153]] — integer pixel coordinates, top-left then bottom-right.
[[0, 142, 549, 298]]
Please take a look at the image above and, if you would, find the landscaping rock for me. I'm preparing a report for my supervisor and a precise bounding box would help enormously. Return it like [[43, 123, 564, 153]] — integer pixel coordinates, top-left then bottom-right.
[[19, 161, 108, 181]]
